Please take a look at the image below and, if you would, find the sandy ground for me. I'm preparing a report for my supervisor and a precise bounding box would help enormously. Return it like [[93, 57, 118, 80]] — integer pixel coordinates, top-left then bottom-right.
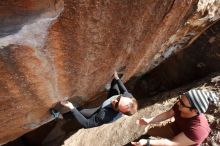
[[59, 73, 220, 146]]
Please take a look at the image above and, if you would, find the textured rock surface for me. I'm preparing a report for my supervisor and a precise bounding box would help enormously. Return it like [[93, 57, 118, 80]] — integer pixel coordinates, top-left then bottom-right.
[[7, 21, 219, 146], [132, 20, 220, 98], [0, 0, 220, 144]]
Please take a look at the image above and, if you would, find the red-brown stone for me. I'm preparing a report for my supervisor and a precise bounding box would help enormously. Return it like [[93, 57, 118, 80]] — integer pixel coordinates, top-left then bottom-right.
[[0, 0, 219, 144]]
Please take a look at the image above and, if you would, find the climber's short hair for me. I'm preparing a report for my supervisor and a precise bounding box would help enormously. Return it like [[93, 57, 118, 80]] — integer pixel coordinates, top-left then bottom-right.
[[123, 97, 138, 116]]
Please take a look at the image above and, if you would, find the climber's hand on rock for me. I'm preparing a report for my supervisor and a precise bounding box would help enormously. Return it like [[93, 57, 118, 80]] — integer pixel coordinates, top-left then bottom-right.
[[60, 100, 75, 110], [114, 71, 119, 80]]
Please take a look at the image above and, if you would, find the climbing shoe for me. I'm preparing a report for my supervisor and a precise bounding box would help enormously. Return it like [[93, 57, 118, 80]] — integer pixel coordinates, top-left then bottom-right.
[[50, 108, 63, 119]]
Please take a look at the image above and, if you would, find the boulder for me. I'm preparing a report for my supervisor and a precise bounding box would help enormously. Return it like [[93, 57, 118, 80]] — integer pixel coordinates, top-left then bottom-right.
[[0, 0, 219, 144]]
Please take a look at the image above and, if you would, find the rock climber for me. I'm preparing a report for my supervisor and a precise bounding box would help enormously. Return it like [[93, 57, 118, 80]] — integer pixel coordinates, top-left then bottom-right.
[[51, 71, 138, 128]]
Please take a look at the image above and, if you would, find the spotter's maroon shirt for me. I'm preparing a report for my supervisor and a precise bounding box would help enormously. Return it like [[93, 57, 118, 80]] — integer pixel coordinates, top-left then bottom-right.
[[172, 104, 210, 146]]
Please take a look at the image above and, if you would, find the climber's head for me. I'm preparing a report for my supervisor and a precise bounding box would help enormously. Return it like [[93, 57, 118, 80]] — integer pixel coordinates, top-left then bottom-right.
[[112, 95, 138, 116]]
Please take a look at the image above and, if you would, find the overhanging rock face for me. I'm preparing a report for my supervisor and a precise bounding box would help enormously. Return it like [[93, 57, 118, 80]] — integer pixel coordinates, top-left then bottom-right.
[[0, 0, 219, 144]]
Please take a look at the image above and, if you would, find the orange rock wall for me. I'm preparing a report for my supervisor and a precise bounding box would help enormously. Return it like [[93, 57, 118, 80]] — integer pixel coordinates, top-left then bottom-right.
[[0, 0, 219, 144]]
